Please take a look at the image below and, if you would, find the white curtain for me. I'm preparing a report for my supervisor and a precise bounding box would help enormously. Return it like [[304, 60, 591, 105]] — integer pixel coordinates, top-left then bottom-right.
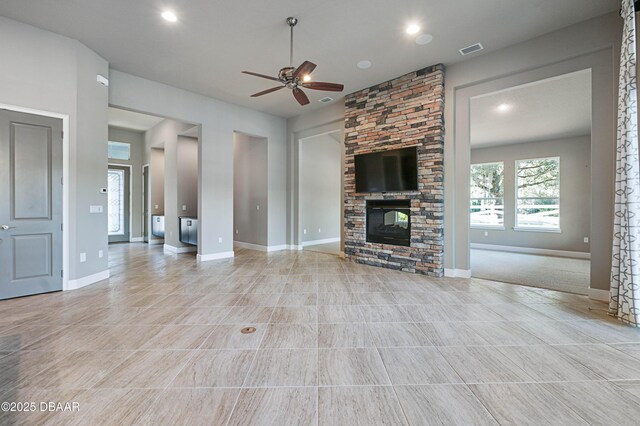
[[610, 0, 640, 326]]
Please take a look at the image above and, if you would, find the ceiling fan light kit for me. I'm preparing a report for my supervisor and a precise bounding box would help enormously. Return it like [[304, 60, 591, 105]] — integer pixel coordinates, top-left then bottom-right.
[[242, 17, 344, 106]]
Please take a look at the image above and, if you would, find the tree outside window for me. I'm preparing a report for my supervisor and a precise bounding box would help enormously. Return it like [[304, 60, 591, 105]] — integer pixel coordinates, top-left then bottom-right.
[[516, 157, 560, 229], [470, 162, 504, 227]]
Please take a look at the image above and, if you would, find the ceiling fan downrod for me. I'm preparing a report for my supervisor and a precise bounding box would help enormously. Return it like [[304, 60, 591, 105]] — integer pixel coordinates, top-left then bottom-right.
[[286, 17, 298, 68]]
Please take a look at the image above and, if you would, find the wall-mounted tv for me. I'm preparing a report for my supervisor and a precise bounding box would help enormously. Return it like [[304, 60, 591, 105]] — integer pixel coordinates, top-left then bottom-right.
[[354, 146, 418, 193]]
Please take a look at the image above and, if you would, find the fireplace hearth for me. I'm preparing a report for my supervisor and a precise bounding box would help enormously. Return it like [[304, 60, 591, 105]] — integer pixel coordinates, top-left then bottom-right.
[[366, 200, 411, 247]]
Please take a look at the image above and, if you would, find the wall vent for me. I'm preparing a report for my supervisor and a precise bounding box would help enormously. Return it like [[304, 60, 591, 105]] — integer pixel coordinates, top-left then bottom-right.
[[318, 97, 333, 103], [459, 43, 484, 56]]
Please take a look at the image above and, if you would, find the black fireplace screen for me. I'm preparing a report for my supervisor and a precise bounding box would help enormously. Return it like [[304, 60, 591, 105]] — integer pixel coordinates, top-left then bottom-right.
[[366, 200, 411, 247]]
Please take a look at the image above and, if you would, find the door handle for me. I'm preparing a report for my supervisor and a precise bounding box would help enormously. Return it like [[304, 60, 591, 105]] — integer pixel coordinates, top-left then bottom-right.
[[0, 225, 15, 230]]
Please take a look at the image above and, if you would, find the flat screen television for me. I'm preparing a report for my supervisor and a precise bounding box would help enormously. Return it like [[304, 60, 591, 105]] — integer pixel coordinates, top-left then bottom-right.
[[354, 146, 418, 193]]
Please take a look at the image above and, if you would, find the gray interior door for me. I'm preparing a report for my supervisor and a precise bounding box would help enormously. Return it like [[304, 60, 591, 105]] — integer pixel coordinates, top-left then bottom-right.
[[0, 110, 63, 300], [108, 165, 130, 243]]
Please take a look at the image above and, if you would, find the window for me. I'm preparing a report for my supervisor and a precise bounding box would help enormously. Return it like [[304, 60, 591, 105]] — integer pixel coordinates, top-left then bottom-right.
[[516, 157, 560, 230], [470, 162, 504, 227], [108, 169, 125, 235], [108, 141, 130, 160]]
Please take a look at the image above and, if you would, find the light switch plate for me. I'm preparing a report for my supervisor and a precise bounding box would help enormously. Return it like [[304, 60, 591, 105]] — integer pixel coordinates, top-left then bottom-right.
[[89, 205, 103, 213], [182, 205, 187, 211], [80, 252, 86, 262]]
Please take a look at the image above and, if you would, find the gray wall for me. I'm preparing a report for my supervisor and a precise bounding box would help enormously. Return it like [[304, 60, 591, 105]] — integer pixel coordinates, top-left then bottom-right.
[[177, 136, 198, 218], [470, 136, 591, 253], [0, 16, 109, 282], [299, 133, 342, 243], [444, 12, 620, 291], [108, 127, 144, 240], [110, 71, 287, 257], [233, 133, 268, 246], [148, 148, 164, 243]]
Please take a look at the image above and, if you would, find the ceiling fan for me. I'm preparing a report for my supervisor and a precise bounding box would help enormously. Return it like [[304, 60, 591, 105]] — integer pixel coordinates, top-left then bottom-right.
[[242, 17, 344, 106]]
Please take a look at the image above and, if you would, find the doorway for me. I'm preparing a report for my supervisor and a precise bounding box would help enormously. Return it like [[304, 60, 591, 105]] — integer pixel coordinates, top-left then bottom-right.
[[0, 110, 63, 299], [468, 70, 592, 295], [143, 164, 149, 242], [107, 165, 131, 243], [299, 131, 343, 256]]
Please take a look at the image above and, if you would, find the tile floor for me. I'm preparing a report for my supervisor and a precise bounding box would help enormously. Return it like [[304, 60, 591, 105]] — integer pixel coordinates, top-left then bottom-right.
[[1, 243, 640, 425]]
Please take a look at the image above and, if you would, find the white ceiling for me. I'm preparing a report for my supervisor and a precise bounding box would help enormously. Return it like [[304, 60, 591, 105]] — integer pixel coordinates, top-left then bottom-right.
[[0, 0, 618, 118], [108, 107, 164, 131], [470, 70, 592, 148]]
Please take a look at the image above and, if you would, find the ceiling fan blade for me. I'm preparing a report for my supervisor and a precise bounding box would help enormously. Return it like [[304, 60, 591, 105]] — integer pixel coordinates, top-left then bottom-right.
[[292, 87, 310, 105], [301, 82, 344, 92], [292, 60, 317, 79], [242, 71, 280, 82], [251, 86, 285, 97]]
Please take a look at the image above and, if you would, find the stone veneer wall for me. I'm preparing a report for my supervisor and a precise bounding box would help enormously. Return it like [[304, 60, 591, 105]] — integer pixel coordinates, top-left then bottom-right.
[[343, 64, 445, 276]]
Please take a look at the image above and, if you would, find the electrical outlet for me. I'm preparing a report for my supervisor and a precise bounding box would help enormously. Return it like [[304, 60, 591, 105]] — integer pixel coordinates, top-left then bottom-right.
[[98, 250, 103, 258], [484, 231, 488, 237], [182, 205, 187, 211], [154, 204, 159, 209], [218, 237, 222, 243], [303, 229, 307, 235], [80, 252, 86, 263], [318, 228, 321, 233], [236, 229, 239, 234], [256, 205, 260, 210], [584, 237, 589, 243]]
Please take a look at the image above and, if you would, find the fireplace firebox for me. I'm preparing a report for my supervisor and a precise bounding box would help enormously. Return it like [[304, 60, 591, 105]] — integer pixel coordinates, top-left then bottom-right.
[[366, 200, 411, 247]]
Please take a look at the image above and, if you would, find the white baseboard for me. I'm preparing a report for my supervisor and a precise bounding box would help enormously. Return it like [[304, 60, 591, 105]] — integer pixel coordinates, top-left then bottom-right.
[[289, 245, 304, 251], [470, 243, 590, 260], [164, 244, 197, 254], [65, 269, 109, 291], [444, 268, 472, 278], [302, 237, 341, 247], [197, 251, 235, 262], [129, 237, 144, 242], [588, 288, 610, 302], [234, 242, 293, 252], [266, 244, 289, 252], [148, 239, 164, 245]]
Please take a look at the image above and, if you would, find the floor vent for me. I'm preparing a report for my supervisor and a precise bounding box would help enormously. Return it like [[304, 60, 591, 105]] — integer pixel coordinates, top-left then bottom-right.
[[459, 43, 484, 56], [318, 96, 333, 103]]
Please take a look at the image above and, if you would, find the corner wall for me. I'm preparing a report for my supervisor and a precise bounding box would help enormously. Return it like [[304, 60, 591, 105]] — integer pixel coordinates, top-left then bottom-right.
[[344, 65, 445, 276], [0, 16, 109, 284]]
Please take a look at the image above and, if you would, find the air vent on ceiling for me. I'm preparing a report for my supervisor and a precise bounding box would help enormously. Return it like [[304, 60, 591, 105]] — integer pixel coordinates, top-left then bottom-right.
[[459, 43, 484, 56], [318, 96, 334, 103]]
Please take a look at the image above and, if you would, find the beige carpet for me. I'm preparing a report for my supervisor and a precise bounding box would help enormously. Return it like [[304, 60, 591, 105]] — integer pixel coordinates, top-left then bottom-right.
[[470, 248, 590, 295]]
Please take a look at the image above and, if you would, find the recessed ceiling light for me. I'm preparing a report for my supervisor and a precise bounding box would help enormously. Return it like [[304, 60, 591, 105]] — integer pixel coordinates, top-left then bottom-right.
[[302, 75, 311, 82], [406, 23, 421, 35], [357, 60, 372, 69], [415, 34, 433, 45], [161, 10, 178, 22], [497, 103, 511, 112]]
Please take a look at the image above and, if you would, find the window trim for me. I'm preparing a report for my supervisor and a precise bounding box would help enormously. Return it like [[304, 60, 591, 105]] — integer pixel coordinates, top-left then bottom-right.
[[515, 156, 560, 231]]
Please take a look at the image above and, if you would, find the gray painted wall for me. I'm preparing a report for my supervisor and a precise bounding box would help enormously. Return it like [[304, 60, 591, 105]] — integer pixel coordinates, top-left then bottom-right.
[[110, 71, 287, 257], [177, 136, 198, 219], [0, 16, 109, 281], [470, 136, 591, 253], [148, 148, 164, 244], [444, 12, 620, 291], [108, 127, 144, 240], [233, 133, 268, 246], [299, 133, 342, 243]]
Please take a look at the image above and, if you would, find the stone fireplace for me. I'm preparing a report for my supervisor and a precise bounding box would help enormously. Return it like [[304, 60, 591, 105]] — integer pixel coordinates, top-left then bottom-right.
[[343, 64, 445, 276]]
